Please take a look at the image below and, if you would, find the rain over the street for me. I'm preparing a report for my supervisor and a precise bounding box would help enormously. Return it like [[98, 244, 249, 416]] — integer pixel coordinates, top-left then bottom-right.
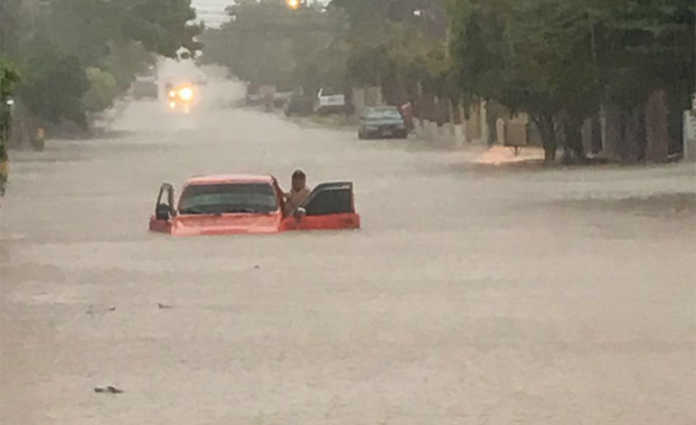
[[2, 0, 696, 423], [2, 65, 696, 424]]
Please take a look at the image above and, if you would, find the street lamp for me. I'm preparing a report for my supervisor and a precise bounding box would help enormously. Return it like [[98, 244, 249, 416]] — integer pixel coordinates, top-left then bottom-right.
[[286, 0, 300, 10]]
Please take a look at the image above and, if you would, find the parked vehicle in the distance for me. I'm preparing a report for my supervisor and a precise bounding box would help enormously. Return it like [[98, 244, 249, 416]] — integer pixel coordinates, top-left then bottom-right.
[[274, 90, 293, 108], [358, 106, 408, 139], [315, 87, 347, 115], [284, 90, 315, 117], [246, 83, 262, 105], [132, 76, 158, 100]]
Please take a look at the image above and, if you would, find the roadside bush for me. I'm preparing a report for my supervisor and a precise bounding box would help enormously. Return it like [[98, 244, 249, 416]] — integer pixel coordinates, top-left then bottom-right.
[[18, 42, 89, 127], [84, 67, 118, 113]]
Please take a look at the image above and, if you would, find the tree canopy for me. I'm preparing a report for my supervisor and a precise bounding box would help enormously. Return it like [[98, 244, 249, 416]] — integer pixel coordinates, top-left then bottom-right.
[[200, 0, 348, 92], [1, 58, 21, 154], [200, 0, 451, 107], [1, 0, 202, 132], [0, 58, 21, 100], [448, 0, 695, 160]]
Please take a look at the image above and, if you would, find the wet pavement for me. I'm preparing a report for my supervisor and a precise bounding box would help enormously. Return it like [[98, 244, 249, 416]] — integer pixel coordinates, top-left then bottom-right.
[[1, 79, 696, 425]]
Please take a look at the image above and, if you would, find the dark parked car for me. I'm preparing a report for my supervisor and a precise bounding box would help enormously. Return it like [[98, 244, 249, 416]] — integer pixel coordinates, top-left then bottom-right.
[[133, 77, 158, 100], [246, 83, 262, 106], [358, 106, 408, 139], [284, 93, 315, 117]]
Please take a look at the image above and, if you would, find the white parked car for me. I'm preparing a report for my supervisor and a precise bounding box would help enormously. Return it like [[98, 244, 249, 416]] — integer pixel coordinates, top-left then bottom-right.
[[315, 88, 347, 114]]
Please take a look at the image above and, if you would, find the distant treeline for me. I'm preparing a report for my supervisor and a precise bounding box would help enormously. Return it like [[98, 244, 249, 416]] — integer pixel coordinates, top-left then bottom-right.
[[0, 0, 202, 142], [201, 0, 695, 162]]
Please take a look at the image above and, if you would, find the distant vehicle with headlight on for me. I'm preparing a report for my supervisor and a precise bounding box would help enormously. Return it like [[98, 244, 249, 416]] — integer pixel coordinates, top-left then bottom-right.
[[164, 82, 198, 113]]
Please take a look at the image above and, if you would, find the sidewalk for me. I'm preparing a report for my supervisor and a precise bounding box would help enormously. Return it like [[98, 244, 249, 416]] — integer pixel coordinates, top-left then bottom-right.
[[473, 144, 545, 165]]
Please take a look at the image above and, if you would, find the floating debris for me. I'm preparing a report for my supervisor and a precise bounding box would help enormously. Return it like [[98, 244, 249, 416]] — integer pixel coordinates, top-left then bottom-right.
[[86, 305, 116, 315], [94, 386, 123, 394]]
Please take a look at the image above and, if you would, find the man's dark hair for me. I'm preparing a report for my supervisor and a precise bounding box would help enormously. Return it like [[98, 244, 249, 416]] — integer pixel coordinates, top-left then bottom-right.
[[292, 170, 306, 179]]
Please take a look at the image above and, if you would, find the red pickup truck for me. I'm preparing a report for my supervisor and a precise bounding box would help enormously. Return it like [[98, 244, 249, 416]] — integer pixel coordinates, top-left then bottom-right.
[[148, 174, 360, 236]]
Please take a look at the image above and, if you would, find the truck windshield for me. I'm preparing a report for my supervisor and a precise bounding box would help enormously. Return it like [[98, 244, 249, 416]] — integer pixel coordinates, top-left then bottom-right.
[[178, 183, 278, 214]]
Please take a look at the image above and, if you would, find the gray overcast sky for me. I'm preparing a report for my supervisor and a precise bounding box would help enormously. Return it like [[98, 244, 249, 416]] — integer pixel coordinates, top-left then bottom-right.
[[192, 0, 329, 28], [192, 0, 234, 28]]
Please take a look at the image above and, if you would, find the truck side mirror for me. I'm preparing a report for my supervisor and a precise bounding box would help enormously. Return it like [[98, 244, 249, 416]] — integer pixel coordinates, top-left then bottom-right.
[[156, 203, 172, 221]]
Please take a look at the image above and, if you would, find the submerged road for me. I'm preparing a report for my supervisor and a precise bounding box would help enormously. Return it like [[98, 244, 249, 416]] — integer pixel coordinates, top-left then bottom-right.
[[1, 80, 695, 424]]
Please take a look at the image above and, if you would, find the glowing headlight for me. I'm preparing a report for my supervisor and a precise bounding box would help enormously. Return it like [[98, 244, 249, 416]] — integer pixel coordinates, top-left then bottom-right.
[[178, 87, 193, 101], [169, 101, 176, 109], [169, 90, 176, 98]]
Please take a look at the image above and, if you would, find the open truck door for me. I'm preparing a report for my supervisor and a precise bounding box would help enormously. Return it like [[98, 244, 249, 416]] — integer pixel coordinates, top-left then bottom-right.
[[284, 182, 360, 231], [149, 183, 175, 233]]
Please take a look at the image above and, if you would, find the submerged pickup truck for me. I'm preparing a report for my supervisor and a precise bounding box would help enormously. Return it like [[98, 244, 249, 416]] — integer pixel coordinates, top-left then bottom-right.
[[149, 174, 360, 236]]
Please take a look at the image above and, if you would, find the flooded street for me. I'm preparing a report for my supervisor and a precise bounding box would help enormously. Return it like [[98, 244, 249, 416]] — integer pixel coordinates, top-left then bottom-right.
[[1, 81, 695, 424]]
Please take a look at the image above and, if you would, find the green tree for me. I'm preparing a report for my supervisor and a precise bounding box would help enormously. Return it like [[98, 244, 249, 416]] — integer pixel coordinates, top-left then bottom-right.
[[449, 0, 601, 161], [449, 0, 695, 162], [200, 0, 347, 91], [1, 58, 21, 193], [334, 0, 451, 108], [18, 40, 89, 127], [101, 42, 156, 92], [5, 0, 203, 132], [0, 0, 39, 58], [42, 0, 202, 65], [84, 67, 118, 113], [0, 59, 21, 101], [594, 0, 694, 158], [1, 58, 21, 137]]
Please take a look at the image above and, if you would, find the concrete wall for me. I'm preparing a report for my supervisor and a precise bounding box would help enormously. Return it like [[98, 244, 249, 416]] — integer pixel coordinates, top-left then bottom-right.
[[416, 120, 466, 147]]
